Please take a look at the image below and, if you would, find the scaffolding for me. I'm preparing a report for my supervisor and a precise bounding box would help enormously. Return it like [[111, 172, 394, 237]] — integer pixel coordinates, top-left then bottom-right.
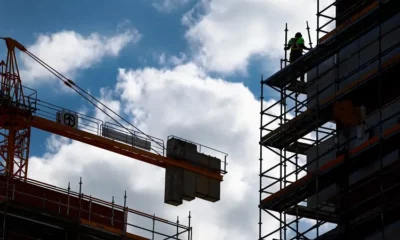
[[0, 175, 192, 240], [259, 0, 400, 239]]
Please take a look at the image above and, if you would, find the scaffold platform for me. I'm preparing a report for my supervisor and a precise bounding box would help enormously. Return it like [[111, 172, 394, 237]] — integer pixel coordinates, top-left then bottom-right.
[[260, 121, 400, 212], [259, 0, 400, 239], [263, 0, 398, 89], [261, 53, 400, 150]]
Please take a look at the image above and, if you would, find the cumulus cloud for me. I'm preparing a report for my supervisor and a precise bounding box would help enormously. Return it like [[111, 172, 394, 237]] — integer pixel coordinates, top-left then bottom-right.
[[27, 61, 334, 239], [183, 0, 335, 75], [19, 25, 141, 85], [24, 0, 340, 238], [152, 0, 193, 13], [28, 62, 283, 239]]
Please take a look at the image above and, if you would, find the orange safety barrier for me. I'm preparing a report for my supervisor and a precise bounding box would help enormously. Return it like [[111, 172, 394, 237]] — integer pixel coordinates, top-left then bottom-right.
[[319, 1, 379, 43], [0, 175, 125, 231], [261, 121, 400, 206]]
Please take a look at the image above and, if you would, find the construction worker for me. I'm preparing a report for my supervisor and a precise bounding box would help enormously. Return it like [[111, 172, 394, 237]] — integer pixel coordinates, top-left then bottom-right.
[[285, 32, 311, 82]]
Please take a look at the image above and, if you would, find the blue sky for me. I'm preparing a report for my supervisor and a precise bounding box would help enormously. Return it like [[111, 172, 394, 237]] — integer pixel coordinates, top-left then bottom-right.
[[1, 0, 278, 157], [0, 0, 335, 239]]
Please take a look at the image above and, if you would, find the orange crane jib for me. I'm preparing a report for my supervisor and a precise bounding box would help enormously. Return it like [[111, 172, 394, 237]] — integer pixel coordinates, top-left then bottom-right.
[[0, 37, 226, 195]]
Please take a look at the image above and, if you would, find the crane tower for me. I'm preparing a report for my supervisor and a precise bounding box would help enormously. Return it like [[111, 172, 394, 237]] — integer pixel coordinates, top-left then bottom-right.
[[0, 37, 32, 179]]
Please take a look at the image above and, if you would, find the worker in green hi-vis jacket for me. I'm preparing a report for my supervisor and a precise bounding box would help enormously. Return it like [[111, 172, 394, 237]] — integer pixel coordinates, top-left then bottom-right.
[[284, 32, 311, 82]]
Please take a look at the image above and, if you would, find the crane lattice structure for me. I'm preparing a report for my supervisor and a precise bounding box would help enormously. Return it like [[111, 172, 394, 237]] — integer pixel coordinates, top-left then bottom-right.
[[0, 37, 228, 239]]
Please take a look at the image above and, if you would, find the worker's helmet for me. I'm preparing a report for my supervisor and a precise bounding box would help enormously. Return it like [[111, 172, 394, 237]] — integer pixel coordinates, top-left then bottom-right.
[[295, 32, 302, 38]]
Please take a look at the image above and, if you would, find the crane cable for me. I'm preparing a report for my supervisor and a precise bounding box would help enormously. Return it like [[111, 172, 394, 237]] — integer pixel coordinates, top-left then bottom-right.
[[23, 50, 166, 155]]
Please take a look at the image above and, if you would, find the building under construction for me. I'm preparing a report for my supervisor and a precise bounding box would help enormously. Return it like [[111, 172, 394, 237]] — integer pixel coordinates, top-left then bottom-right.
[[0, 175, 193, 240], [259, 0, 399, 239]]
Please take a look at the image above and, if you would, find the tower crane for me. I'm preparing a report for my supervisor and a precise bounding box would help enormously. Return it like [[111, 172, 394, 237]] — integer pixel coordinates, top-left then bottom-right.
[[0, 37, 227, 206]]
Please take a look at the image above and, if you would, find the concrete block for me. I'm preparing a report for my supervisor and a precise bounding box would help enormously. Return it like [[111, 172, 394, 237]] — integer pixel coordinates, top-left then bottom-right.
[[195, 174, 208, 200], [164, 167, 183, 206], [208, 156, 221, 172], [183, 170, 196, 201], [184, 151, 202, 166], [166, 138, 197, 160], [196, 154, 209, 169], [206, 179, 220, 202]]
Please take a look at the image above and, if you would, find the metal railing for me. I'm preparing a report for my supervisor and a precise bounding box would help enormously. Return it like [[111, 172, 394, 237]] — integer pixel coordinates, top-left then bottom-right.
[[167, 135, 228, 174], [0, 176, 192, 240]]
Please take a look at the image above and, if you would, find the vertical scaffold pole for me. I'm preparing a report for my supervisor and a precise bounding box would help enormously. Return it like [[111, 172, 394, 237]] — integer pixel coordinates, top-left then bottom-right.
[[111, 196, 115, 227], [79, 177, 82, 218], [315, 0, 321, 238], [259, 75, 264, 240], [188, 211, 192, 240], [123, 191, 127, 239], [282, 24, 288, 240], [67, 182, 70, 215], [176, 216, 180, 239], [317, 0, 320, 44], [152, 214, 156, 240], [306, 21, 313, 49], [285, 23, 289, 68]]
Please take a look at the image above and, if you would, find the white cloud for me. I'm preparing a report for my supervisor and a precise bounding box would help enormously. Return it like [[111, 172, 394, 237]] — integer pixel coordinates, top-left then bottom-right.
[[183, 0, 335, 75], [158, 52, 188, 66], [94, 87, 122, 122], [19, 26, 141, 85], [153, 0, 192, 13], [23, 0, 340, 238], [27, 62, 281, 239], [27, 60, 334, 239]]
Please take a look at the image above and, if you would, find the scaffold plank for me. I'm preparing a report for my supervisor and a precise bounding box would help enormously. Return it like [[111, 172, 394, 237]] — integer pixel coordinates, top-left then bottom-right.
[[285, 205, 337, 223], [285, 81, 308, 94], [285, 141, 312, 155]]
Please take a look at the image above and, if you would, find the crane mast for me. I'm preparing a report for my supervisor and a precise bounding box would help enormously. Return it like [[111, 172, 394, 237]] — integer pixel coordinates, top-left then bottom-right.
[[0, 38, 34, 179]]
